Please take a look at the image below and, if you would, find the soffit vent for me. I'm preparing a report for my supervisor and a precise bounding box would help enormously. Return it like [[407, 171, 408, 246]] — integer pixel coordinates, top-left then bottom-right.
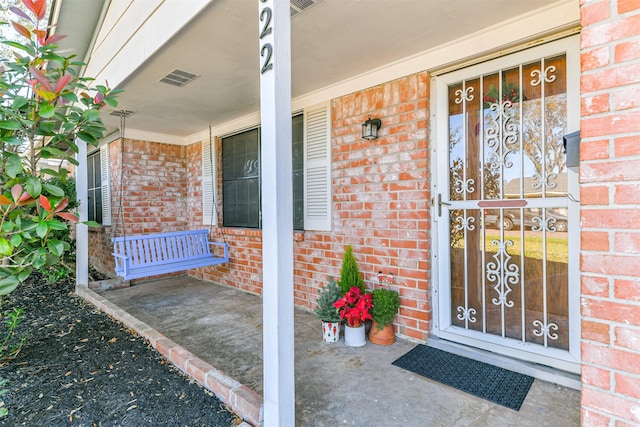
[[109, 109, 135, 117], [159, 69, 200, 87], [290, 0, 321, 16]]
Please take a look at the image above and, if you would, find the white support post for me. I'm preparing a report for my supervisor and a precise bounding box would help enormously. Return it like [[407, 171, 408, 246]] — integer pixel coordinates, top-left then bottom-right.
[[258, 0, 294, 425], [75, 139, 89, 288]]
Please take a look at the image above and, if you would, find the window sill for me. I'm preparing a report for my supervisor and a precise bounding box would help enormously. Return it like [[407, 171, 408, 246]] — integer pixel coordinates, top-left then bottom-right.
[[88, 225, 111, 234]]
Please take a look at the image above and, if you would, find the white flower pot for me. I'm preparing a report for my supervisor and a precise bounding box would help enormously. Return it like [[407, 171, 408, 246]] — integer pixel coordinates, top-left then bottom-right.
[[322, 321, 340, 343], [344, 324, 366, 347]]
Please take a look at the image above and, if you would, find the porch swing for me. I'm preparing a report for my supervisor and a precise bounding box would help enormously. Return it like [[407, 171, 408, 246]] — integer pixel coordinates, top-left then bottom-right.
[[111, 113, 229, 280]]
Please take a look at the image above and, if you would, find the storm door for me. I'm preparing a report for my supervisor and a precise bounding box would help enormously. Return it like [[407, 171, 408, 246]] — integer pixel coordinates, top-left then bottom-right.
[[434, 37, 580, 373]]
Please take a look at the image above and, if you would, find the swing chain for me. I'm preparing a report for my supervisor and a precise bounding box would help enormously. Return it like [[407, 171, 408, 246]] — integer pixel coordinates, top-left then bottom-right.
[[114, 109, 126, 239], [208, 124, 227, 244]]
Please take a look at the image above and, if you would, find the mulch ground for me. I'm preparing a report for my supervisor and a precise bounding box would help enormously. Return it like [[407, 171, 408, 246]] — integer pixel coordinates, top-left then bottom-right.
[[0, 274, 241, 426]]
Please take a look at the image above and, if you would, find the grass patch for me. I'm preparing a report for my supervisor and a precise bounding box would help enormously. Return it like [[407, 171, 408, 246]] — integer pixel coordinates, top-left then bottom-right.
[[484, 232, 568, 264]]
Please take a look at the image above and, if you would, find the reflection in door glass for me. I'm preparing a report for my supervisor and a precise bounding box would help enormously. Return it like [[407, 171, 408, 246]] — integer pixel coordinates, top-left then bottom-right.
[[448, 54, 569, 351]]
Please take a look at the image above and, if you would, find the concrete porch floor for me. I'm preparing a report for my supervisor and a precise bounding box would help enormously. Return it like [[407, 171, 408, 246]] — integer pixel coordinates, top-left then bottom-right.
[[78, 276, 581, 427]]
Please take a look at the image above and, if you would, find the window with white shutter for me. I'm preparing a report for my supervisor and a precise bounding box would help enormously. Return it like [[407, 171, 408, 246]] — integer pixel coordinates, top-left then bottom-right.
[[202, 138, 217, 225], [87, 146, 111, 225], [303, 102, 331, 231], [100, 144, 111, 226]]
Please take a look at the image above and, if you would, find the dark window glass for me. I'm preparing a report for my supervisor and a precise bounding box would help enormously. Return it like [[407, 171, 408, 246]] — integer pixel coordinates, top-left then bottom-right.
[[292, 115, 304, 230], [222, 129, 261, 228], [221, 115, 304, 229], [87, 151, 102, 224]]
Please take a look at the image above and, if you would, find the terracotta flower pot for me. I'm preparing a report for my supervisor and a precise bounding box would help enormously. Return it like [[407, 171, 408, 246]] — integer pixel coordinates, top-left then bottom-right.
[[369, 320, 395, 346]]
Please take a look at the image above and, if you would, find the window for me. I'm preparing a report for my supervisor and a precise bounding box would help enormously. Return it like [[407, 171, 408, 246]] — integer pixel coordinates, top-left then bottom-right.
[[87, 151, 103, 223], [87, 145, 111, 225], [222, 128, 261, 228], [221, 115, 305, 229], [292, 115, 304, 230], [209, 102, 330, 231]]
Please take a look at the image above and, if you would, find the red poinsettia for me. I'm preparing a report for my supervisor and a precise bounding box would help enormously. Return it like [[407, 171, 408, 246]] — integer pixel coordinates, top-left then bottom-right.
[[333, 286, 372, 327]]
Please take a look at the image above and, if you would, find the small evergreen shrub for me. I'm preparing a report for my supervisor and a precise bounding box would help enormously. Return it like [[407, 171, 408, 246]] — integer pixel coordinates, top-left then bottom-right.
[[371, 288, 400, 330], [314, 278, 341, 322], [338, 245, 364, 295]]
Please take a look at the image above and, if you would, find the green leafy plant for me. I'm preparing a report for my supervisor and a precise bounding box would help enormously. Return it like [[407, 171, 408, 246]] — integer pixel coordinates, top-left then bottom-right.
[[0, 304, 26, 363], [338, 245, 364, 295], [314, 277, 341, 323], [0, 0, 121, 295], [371, 288, 400, 330], [482, 82, 524, 108], [0, 378, 8, 417]]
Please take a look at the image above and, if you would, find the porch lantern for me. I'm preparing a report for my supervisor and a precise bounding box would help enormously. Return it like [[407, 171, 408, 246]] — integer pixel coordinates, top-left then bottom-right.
[[361, 116, 382, 140]]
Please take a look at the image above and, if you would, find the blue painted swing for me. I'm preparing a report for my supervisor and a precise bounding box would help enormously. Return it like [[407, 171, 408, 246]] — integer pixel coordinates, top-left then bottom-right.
[[110, 116, 227, 281], [112, 229, 228, 281]]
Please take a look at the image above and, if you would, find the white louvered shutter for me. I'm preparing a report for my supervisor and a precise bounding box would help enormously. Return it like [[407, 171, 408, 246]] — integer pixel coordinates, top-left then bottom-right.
[[202, 138, 217, 225], [100, 144, 111, 226], [304, 102, 331, 231]]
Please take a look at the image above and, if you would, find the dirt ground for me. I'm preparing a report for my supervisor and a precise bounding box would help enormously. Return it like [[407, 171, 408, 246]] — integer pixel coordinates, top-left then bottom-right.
[[0, 274, 241, 427]]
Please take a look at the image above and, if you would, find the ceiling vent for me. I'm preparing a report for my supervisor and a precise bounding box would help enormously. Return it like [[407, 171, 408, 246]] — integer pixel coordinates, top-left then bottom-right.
[[290, 0, 321, 16], [159, 69, 200, 87], [109, 109, 134, 117]]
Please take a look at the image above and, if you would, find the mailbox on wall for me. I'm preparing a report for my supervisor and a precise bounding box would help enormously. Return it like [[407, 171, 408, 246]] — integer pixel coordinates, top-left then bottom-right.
[[564, 131, 581, 169]]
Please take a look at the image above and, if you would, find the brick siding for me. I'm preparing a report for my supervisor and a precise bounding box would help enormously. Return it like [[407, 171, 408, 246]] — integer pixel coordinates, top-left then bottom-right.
[[92, 71, 432, 342], [580, 0, 640, 425]]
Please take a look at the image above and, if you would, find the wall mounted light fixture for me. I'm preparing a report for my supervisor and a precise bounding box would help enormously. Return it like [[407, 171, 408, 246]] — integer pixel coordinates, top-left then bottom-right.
[[361, 116, 382, 140]]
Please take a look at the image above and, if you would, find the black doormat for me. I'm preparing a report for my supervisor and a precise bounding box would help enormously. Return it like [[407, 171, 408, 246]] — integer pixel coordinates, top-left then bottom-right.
[[392, 345, 534, 410]]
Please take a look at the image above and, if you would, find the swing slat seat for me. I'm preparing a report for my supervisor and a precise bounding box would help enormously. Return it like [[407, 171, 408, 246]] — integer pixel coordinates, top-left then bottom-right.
[[112, 229, 228, 281]]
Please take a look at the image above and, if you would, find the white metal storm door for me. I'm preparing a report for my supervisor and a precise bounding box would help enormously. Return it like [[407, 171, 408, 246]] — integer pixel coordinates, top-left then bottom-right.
[[434, 37, 580, 374]]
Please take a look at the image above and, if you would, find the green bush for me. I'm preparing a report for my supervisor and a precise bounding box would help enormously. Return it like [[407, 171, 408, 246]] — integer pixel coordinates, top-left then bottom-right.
[[371, 288, 400, 330], [314, 277, 341, 322], [338, 245, 364, 295], [33, 177, 77, 283], [0, 0, 121, 295]]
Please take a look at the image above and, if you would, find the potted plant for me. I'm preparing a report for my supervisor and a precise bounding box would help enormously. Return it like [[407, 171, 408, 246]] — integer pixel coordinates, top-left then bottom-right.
[[338, 245, 365, 295], [334, 286, 372, 347], [369, 288, 400, 345], [314, 278, 342, 342]]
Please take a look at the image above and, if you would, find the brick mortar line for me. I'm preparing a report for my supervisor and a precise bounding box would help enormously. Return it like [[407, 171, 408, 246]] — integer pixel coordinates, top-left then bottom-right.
[[75, 285, 264, 426]]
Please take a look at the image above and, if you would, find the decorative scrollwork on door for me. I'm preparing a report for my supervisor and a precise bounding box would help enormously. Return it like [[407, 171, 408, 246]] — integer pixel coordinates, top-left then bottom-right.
[[454, 86, 474, 104], [457, 306, 477, 323], [486, 239, 519, 308], [454, 178, 475, 195], [532, 319, 559, 341], [532, 172, 558, 190], [454, 214, 475, 231], [530, 65, 557, 86], [485, 101, 519, 170]]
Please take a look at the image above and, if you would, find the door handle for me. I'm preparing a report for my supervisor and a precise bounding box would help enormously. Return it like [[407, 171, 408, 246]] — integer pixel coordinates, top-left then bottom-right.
[[437, 193, 451, 217]]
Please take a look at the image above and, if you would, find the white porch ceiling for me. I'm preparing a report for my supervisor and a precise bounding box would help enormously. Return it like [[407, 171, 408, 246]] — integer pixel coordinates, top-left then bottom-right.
[[54, 0, 566, 139]]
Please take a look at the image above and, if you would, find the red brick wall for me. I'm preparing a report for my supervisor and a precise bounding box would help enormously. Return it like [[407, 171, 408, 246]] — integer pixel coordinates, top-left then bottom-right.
[[92, 72, 431, 341], [580, 0, 640, 425], [187, 72, 431, 341], [89, 139, 191, 278], [313, 71, 432, 341]]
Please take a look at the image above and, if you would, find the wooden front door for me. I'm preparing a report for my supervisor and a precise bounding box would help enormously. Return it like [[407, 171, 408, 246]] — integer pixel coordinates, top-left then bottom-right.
[[434, 37, 580, 373]]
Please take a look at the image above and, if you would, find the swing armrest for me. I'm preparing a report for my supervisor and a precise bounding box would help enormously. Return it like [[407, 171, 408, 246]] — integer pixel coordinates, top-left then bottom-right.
[[208, 242, 229, 260], [112, 252, 131, 277]]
